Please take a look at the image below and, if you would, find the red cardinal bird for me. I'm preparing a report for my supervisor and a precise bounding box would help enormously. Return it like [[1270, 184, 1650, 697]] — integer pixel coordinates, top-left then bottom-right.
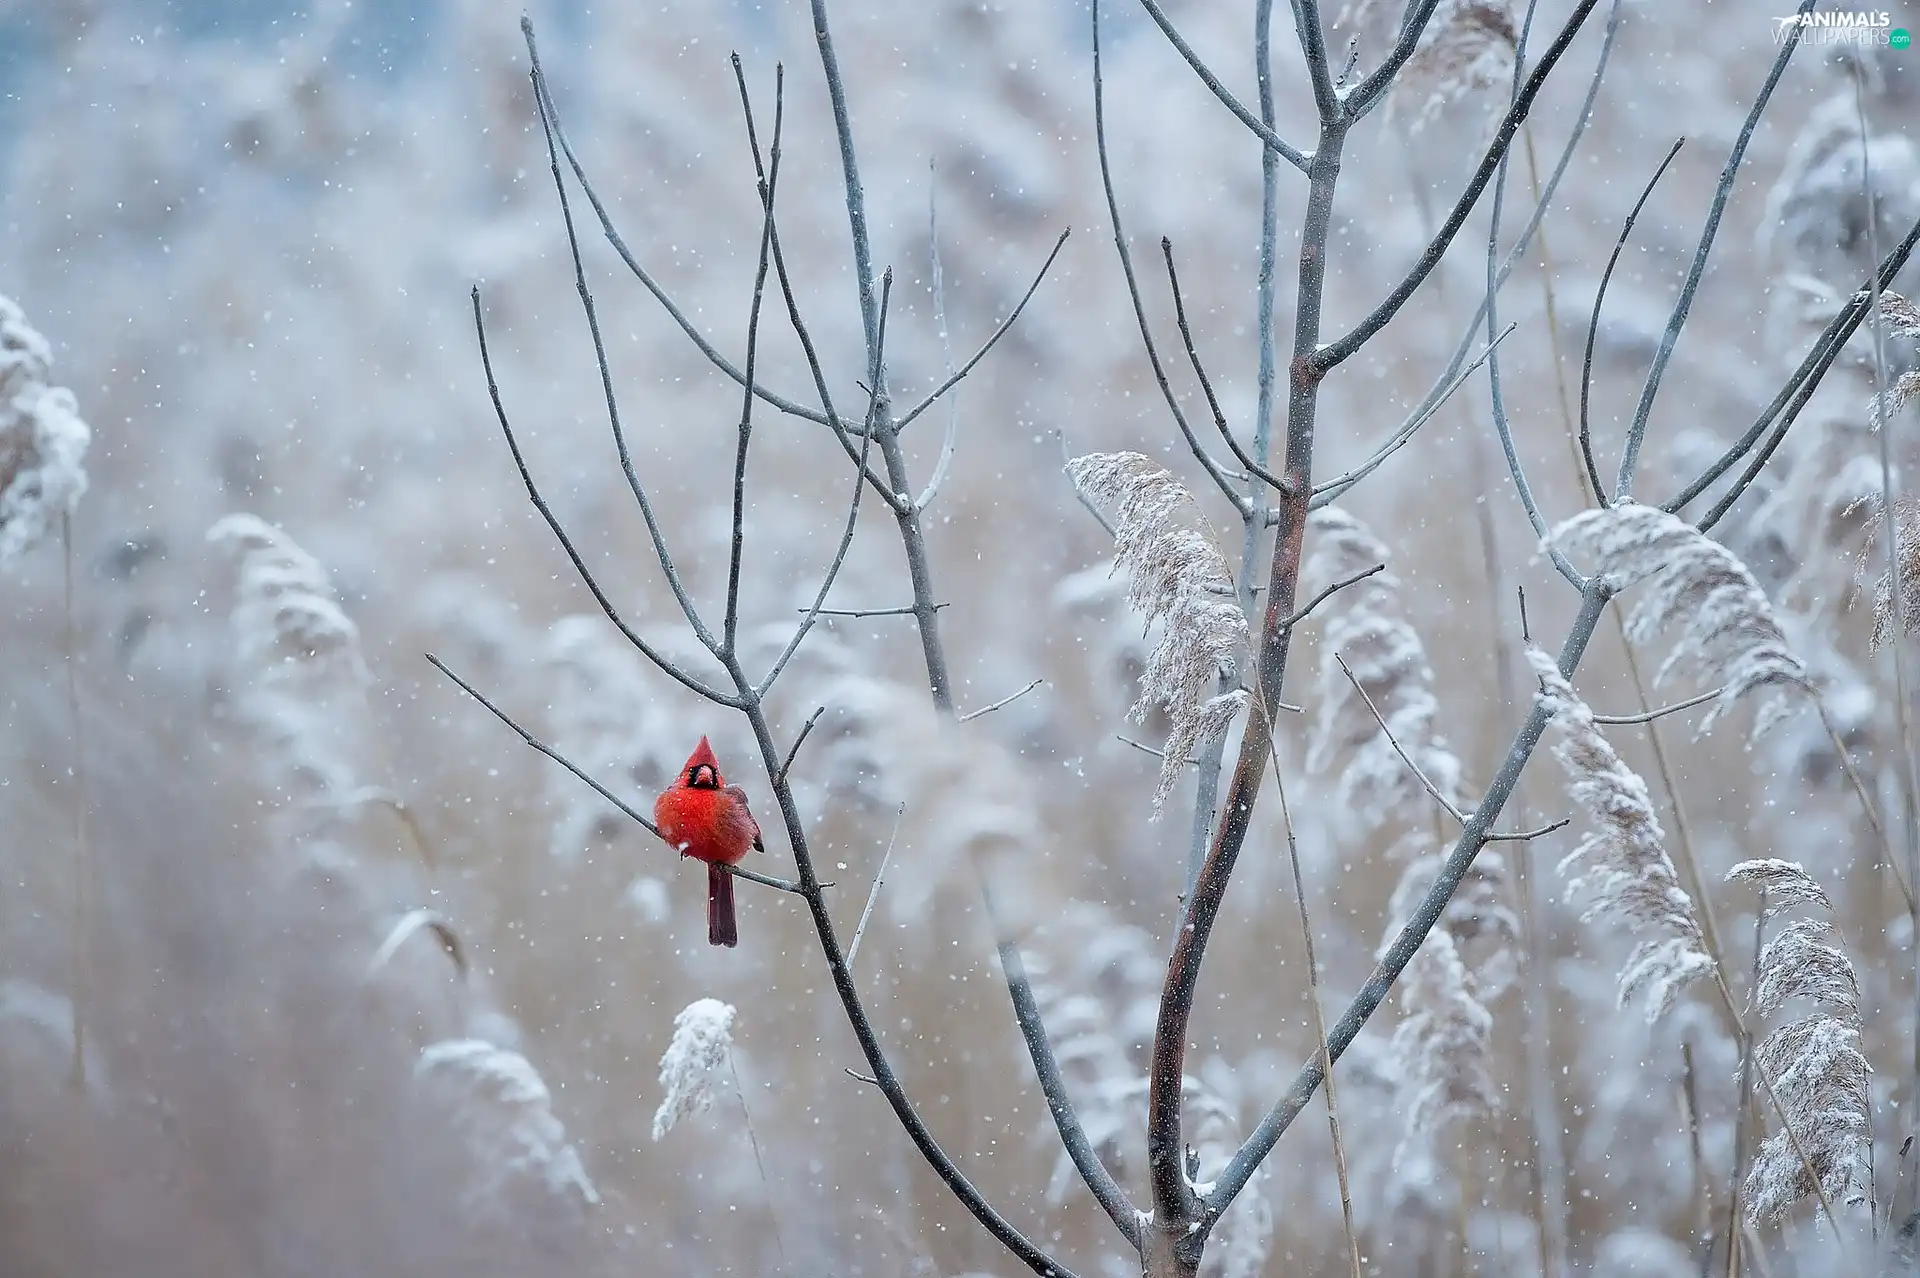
[[653, 737, 763, 947]]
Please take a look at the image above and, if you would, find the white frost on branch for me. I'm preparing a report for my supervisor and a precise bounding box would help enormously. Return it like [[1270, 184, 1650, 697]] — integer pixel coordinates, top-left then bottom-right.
[[1066, 452, 1248, 812], [652, 997, 737, 1142], [0, 294, 91, 564], [415, 1037, 601, 1210], [1529, 647, 1713, 1024], [1548, 503, 1812, 740]]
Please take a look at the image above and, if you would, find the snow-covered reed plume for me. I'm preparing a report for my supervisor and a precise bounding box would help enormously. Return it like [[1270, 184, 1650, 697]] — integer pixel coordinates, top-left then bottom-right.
[[1386, 927, 1495, 1168], [1761, 95, 1920, 283], [1855, 496, 1920, 651], [208, 514, 371, 803], [1304, 506, 1465, 826], [0, 295, 91, 563], [415, 1036, 600, 1210], [1024, 904, 1161, 1202], [1385, 847, 1519, 997], [1549, 503, 1812, 739], [652, 997, 737, 1142], [1725, 860, 1869, 1224], [1529, 647, 1713, 1023], [208, 514, 367, 685], [1865, 291, 1920, 428], [1392, 0, 1518, 132], [1066, 452, 1248, 812]]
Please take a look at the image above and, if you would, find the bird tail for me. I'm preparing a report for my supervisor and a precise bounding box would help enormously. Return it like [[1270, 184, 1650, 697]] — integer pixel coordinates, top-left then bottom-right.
[[707, 864, 738, 948]]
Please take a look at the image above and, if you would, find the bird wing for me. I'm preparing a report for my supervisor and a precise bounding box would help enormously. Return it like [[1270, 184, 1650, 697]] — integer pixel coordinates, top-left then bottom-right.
[[725, 784, 766, 852]]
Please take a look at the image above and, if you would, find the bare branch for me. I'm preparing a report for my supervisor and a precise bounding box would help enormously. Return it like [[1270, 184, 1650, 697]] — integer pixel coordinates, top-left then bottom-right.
[[959, 679, 1045, 723], [1308, 323, 1515, 506], [1333, 651, 1466, 823], [897, 227, 1073, 435], [1342, 0, 1444, 118], [1591, 686, 1723, 726], [1314, 0, 1602, 372], [1293, 0, 1341, 122], [1282, 563, 1385, 631], [981, 872, 1143, 1246], [804, 603, 950, 619], [722, 57, 787, 657], [773, 705, 827, 789], [1162, 238, 1294, 496], [1206, 584, 1615, 1216], [846, 803, 905, 969], [527, 25, 720, 651], [426, 654, 810, 895], [1093, 20, 1254, 518], [1580, 138, 1685, 506], [519, 18, 829, 430], [1617, 2, 1811, 500], [1133, 0, 1312, 171], [759, 276, 891, 700], [468, 288, 735, 706]]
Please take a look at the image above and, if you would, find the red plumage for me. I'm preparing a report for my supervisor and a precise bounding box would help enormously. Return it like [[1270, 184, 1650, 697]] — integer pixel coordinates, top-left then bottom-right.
[[653, 737, 763, 947]]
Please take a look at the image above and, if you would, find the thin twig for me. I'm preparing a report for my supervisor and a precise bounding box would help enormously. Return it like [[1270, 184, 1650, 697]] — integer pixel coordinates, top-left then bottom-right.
[[517, 19, 830, 429], [1281, 563, 1385, 631], [1579, 138, 1685, 505], [1669, 213, 1920, 521], [1093, 11, 1254, 518], [468, 288, 736, 706], [1132, 0, 1312, 171], [958, 679, 1045, 723], [1307, 324, 1516, 505], [846, 803, 905, 969], [1617, 3, 1810, 499], [61, 510, 89, 1092], [722, 58, 787, 657], [757, 276, 890, 699], [1315, 0, 1602, 372], [1162, 238, 1293, 495], [529, 29, 721, 652], [804, 603, 948, 619], [1333, 652, 1465, 822], [897, 227, 1073, 434], [1056, 429, 1116, 538], [1590, 685, 1722, 725], [426, 655, 814, 895], [773, 706, 826, 789], [979, 870, 1143, 1245]]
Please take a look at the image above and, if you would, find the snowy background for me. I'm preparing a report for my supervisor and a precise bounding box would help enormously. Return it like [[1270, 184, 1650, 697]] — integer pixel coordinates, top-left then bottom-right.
[[1, 0, 1917, 1274]]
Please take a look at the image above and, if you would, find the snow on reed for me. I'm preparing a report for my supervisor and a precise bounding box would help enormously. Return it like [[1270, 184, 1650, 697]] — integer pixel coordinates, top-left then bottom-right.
[[415, 1037, 600, 1210], [1725, 860, 1869, 1224], [1548, 503, 1811, 739], [652, 997, 737, 1142], [0, 294, 90, 563], [1529, 646, 1713, 1023], [1303, 505, 1465, 826], [1386, 927, 1495, 1169], [1066, 452, 1248, 812]]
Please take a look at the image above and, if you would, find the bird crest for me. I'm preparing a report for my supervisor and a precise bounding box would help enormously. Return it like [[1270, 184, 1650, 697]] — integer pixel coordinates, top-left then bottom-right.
[[679, 736, 723, 789]]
